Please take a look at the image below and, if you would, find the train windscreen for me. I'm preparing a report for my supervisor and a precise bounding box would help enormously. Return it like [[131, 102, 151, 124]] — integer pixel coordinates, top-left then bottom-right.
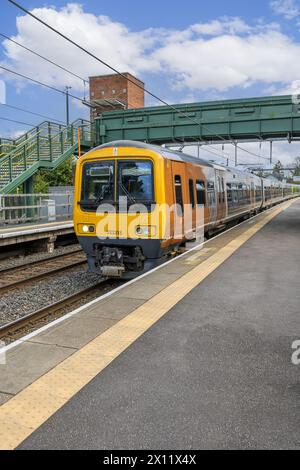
[[117, 160, 154, 205], [80, 159, 154, 211], [81, 161, 114, 209]]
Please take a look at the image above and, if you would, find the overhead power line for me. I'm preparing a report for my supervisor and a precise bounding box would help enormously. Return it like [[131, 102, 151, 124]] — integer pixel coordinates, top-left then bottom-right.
[[0, 32, 88, 90], [8, 0, 270, 163], [0, 116, 36, 127], [0, 64, 84, 103], [0, 102, 65, 124]]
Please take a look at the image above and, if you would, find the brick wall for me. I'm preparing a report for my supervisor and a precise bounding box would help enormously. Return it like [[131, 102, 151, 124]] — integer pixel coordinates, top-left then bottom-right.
[[89, 72, 144, 120]]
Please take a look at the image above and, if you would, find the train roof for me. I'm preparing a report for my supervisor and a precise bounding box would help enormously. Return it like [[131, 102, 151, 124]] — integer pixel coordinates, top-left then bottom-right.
[[94, 140, 215, 168], [93, 140, 293, 186]]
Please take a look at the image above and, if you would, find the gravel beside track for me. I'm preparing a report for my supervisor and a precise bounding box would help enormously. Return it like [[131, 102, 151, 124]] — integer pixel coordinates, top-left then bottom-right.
[[0, 266, 103, 325], [0, 244, 81, 271], [0, 279, 122, 344]]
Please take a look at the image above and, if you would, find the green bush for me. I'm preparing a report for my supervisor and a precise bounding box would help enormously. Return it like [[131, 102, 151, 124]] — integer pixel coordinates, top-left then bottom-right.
[[33, 156, 76, 193]]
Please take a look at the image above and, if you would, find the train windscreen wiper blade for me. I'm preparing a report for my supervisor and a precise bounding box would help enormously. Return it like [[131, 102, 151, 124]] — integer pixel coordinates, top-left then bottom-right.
[[118, 181, 137, 205], [96, 183, 113, 204]]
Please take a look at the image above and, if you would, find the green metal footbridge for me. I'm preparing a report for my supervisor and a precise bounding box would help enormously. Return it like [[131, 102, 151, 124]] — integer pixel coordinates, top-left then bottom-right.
[[1, 94, 300, 193], [0, 119, 93, 193], [96, 95, 300, 144]]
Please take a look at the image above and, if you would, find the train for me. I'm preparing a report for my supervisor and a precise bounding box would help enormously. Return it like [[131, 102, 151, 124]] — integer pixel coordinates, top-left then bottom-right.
[[73, 140, 300, 278]]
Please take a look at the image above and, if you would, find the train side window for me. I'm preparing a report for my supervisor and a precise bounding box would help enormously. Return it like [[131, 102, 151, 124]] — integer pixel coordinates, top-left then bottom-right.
[[217, 176, 221, 203], [207, 181, 216, 206], [174, 175, 184, 214], [196, 180, 206, 205], [189, 179, 195, 209], [238, 183, 243, 204], [232, 183, 238, 204], [226, 183, 232, 206], [221, 178, 225, 203], [251, 182, 255, 201], [255, 185, 260, 202]]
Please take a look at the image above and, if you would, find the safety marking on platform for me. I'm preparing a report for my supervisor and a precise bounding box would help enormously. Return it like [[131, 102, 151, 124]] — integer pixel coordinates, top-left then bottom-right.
[[0, 200, 294, 450], [185, 247, 214, 264]]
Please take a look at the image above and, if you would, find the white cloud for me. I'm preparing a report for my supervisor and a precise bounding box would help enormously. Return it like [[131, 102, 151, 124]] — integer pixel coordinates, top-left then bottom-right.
[[189, 17, 252, 36], [152, 29, 300, 92], [0, 3, 160, 93], [270, 0, 300, 20], [266, 79, 300, 96], [9, 129, 27, 139], [2, 3, 300, 97]]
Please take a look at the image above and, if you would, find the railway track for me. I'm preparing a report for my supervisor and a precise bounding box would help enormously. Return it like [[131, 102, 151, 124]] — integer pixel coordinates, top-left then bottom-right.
[[1, 200, 294, 346], [0, 249, 87, 293], [0, 280, 120, 343]]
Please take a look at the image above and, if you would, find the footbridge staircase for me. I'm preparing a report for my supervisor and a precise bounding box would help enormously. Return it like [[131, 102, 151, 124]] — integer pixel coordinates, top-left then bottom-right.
[[0, 119, 94, 193]]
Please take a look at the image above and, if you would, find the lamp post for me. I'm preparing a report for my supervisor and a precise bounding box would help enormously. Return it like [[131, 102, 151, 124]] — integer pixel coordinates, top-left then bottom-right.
[[65, 86, 72, 126]]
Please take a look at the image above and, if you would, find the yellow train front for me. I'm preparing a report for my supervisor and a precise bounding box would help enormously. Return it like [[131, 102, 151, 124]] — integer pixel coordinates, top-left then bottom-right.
[[74, 141, 175, 279], [74, 140, 299, 279]]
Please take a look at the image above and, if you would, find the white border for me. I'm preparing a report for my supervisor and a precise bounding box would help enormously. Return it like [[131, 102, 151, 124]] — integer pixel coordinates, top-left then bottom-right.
[[0, 201, 292, 355]]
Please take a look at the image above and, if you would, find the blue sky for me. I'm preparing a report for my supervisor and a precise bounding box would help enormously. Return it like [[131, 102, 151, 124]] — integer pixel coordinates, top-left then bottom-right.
[[1, 0, 300, 165]]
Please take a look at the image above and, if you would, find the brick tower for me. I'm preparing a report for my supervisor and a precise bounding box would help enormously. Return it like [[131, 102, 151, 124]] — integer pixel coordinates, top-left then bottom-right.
[[89, 72, 145, 120]]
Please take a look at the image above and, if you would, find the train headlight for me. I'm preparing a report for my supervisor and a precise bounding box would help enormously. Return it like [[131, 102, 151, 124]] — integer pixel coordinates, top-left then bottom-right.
[[136, 226, 156, 237], [78, 224, 95, 234]]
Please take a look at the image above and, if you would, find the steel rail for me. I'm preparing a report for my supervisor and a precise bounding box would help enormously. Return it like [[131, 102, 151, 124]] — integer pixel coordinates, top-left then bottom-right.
[[0, 250, 87, 293], [0, 282, 111, 340]]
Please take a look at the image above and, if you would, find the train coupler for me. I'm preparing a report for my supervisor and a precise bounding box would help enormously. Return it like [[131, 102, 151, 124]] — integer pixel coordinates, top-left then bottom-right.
[[95, 246, 125, 278], [100, 265, 125, 278]]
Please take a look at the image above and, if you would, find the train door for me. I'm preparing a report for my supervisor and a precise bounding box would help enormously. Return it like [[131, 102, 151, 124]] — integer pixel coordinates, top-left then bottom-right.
[[216, 171, 226, 223], [207, 171, 218, 225], [186, 165, 196, 238], [171, 161, 188, 240]]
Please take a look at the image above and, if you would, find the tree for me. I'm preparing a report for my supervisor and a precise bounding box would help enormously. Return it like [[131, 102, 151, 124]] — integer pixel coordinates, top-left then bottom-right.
[[272, 160, 284, 181], [33, 156, 76, 193]]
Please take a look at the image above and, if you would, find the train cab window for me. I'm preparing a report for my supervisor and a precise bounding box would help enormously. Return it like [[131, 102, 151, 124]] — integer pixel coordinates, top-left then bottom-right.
[[188, 179, 195, 209], [81, 161, 114, 210], [196, 180, 206, 206], [118, 160, 154, 205], [174, 175, 184, 215]]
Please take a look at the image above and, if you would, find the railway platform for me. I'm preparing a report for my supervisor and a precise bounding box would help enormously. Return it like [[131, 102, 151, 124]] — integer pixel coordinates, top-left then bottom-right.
[[0, 220, 74, 251], [0, 198, 299, 449]]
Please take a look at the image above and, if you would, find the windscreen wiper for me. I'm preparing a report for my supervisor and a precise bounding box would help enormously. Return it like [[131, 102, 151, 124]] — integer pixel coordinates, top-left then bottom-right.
[[96, 183, 113, 204], [118, 181, 137, 205]]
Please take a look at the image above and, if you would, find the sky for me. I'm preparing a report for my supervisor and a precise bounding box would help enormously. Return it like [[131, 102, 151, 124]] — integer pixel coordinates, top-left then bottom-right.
[[1, 0, 300, 167]]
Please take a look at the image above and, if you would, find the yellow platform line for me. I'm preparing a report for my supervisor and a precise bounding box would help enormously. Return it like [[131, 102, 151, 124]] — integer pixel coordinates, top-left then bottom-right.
[[0, 200, 293, 450]]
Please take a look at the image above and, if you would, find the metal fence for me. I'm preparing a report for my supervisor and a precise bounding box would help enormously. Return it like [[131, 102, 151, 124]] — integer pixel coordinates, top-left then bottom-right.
[[0, 190, 74, 226]]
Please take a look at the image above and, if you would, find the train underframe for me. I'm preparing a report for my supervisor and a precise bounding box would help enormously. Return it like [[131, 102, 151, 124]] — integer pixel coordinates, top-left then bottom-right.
[[78, 236, 165, 279]]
